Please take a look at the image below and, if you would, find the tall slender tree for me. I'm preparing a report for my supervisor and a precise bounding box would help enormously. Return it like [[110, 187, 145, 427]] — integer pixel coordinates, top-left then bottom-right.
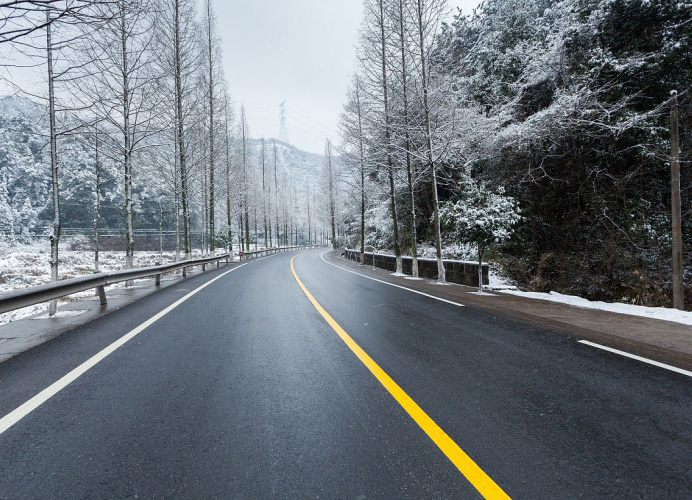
[[411, 0, 446, 282], [46, 9, 60, 315], [339, 74, 369, 264], [201, 0, 222, 253], [273, 139, 280, 247], [325, 139, 337, 251], [223, 90, 234, 254], [239, 105, 250, 251], [361, 0, 403, 273], [75, 0, 160, 271], [394, 0, 419, 276]]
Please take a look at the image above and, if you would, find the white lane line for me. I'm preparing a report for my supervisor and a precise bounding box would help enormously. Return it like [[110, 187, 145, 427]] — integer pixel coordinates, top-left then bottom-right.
[[579, 340, 692, 378], [0, 263, 248, 437], [320, 251, 464, 308]]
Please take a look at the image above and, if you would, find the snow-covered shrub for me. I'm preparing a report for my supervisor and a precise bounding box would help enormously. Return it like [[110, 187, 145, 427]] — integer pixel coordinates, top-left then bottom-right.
[[439, 177, 521, 290]]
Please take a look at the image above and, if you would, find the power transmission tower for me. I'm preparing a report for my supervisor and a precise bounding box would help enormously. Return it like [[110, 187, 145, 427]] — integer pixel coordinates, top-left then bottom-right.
[[279, 101, 289, 144]]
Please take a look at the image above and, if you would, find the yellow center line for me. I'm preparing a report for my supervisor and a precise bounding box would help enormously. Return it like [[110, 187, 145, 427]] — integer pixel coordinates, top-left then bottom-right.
[[290, 253, 511, 500]]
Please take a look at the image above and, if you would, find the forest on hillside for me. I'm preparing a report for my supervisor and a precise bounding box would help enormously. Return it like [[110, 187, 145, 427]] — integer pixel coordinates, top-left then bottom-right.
[[336, 0, 691, 307], [0, 94, 323, 251]]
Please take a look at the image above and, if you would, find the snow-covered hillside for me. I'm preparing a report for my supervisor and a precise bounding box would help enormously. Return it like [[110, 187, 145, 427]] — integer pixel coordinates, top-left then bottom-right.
[[0, 96, 325, 247], [246, 138, 324, 198], [0, 95, 124, 239]]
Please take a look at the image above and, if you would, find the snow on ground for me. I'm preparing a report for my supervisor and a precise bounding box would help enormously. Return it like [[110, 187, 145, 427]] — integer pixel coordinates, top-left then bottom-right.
[[498, 289, 692, 327], [0, 304, 46, 325], [487, 268, 517, 291], [0, 241, 224, 325], [32, 309, 89, 320], [485, 262, 692, 326]]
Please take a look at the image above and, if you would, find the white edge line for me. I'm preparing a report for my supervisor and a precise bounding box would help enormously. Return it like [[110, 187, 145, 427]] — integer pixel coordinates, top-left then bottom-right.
[[579, 340, 692, 378], [319, 251, 464, 308], [0, 263, 248, 437]]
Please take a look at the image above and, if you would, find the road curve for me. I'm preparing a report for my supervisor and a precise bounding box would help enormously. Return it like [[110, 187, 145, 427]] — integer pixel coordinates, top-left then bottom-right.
[[0, 249, 690, 499]]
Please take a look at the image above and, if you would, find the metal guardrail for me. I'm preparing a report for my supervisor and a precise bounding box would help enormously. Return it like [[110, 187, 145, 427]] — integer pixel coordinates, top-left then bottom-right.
[[0, 253, 231, 315], [240, 245, 322, 260]]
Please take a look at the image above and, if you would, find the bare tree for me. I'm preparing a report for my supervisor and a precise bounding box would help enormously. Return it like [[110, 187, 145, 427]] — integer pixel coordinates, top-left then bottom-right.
[[5, 2, 107, 314], [73, 0, 161, 271], [92, 123, 101, 271], [393, 0, 419, 276], [339, 74, 370, 264], [223, 89, 234, 253], [152, 0, 199, 260], [239, 104, 250, 251], [260, 137, 268, 247], [410, 0, 448, 282], [360, 0, 403, 273], [45, 8, 60, 314], [201, 0, 222, 253], [273, 139, 280, 246], [325, 139, 337, 251]]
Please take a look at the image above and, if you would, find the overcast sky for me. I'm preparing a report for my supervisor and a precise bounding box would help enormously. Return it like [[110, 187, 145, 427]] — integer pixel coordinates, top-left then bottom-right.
[[217, 0, 480, 153], [0, 0, 480, 154]]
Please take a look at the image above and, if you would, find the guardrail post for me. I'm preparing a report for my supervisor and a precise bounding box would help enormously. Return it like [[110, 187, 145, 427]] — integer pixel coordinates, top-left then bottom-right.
[[183, 266, 187, 277], [216, 259, 219, 268], [96, 286, 107, 306], [155, 273, 161, 286], [202, 263, 206, 271]]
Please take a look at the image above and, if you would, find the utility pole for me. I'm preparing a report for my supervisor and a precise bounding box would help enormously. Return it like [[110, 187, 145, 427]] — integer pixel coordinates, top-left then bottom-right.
[[670, 90, 685, 310], [279, 101, 289, 143]]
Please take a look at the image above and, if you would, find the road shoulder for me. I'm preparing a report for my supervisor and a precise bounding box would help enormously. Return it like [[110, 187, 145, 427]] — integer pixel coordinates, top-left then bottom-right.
[[0, 262, 237, 364], [325, 251, 692, 371]]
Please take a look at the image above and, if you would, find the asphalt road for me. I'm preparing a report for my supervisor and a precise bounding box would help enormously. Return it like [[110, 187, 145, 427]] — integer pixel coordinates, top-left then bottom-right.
[[0, 249, 690, 499]]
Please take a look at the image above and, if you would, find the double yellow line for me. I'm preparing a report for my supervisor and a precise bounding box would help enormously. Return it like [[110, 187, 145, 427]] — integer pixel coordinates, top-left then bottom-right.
[[290, 254, 511, 500]]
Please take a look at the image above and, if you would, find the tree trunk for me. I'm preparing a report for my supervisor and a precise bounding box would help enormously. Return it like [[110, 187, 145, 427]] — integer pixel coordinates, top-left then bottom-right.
[[93, 126, 100, 273], [274, 141, 280, 247], [175, 190, 180, 261], [378, 0, 401, 274], [174, 0, 189, 260], [307, 186, 311, 248], [202, 164, 208, 255], [670, 91, 684, 310], [225, 100, 232, 255], [416, 0, 444, 283], [242, 118, 250, 251], [327, 140, 337, 253], [122, 9, 134, 273], [46, 12, 60, 316], [478, 243, 484, 293], [356, 77, 366, 265], [267, 161, 272, 248], [207, 4, 215, 254], [262, 140, 268, 248], [173, 128, 180, 262], [159, 203, 164, 263], [238, 213, 244, 252], [398, 0, 418, 277]]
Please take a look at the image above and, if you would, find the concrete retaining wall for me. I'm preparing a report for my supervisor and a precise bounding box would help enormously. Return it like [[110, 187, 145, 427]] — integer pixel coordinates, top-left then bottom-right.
[[342, 250, 488, 288]]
